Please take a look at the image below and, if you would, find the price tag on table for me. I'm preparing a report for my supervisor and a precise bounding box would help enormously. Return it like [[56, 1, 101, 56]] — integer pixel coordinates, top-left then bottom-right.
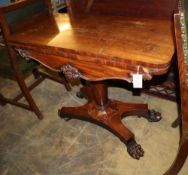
[[132, 74, 143, 88]]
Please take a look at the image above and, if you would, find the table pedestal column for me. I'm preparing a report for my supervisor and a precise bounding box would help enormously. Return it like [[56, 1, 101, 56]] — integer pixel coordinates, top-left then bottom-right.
[[59, 81, 161, 159]]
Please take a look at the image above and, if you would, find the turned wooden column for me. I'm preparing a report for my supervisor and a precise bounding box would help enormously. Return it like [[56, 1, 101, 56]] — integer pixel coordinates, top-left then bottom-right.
[[92, 82, 108, 109]]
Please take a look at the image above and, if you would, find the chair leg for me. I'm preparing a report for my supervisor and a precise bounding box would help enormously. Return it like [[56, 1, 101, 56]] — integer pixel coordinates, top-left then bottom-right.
[[32, 68, 72, 91], [7, 46, 43, 120], [164, 137, 188, 175], [0, 93, 31, 110], [60, 76, 72, 91], [171, 115, 182, 128], [32, 68, 41, 79]]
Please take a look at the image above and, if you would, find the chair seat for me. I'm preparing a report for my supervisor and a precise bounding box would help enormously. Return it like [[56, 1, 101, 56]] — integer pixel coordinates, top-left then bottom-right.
[[0, 46, 38, 78]]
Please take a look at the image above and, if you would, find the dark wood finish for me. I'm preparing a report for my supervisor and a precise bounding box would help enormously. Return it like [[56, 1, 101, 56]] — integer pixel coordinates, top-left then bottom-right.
[[8, 14, 175, 79], [59, 82, 149, 159], [8, 45, 44, 119], [164, 13, 188, 175], [0, 67, 71, 110], [3, 0, 176, 159], [67, 0, 178, 19], [0, 0, 71, 119]]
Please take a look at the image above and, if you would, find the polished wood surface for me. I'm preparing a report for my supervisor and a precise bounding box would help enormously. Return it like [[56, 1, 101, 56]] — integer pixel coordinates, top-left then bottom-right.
[[59, 82, 150, 159], [7, 13, 175, 81], [3, 0, 176, 160]]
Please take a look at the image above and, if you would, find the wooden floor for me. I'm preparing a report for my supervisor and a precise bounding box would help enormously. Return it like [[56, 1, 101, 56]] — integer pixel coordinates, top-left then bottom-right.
[[0, 76, 188, 175]]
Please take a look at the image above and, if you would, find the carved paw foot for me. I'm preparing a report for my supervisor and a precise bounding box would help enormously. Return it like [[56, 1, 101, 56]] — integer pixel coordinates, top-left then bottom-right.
[[127, 140, 144, 160], [139, 110, 162, 122]]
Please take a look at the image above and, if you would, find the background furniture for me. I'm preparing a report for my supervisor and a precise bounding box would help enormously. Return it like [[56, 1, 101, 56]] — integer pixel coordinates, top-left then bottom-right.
[[164, 0, 188, 174], [0, 0, 71, 119]]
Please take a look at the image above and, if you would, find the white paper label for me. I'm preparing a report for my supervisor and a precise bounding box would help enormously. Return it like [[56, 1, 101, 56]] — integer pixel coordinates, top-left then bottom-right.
[[133, 74, 143, 88]]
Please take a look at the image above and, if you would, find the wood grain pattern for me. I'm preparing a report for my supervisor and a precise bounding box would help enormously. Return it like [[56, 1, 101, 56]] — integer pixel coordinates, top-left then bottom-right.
[[7, 13, 175, 81]]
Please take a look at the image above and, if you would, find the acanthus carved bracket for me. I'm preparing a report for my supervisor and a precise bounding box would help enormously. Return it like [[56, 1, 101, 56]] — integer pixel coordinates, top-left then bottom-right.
[[60, 64, 81, 80], [16, 49, 33, 61], [129, 65, 152, 83]]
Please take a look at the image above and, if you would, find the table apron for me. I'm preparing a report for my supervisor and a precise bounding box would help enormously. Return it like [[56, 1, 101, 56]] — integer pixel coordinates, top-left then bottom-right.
[[12, 46, 169, 82]]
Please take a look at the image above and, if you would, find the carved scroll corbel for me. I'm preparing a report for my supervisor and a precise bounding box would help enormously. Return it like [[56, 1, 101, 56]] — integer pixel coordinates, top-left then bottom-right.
[[60, 64, 81, 81], [129, 65, 152, 82], [15, 49, 33, 61]]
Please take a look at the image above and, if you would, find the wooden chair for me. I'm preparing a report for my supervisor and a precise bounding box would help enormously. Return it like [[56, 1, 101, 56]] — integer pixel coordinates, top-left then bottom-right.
[[0, 0, 71, 119], [164, 0, 188, 174]]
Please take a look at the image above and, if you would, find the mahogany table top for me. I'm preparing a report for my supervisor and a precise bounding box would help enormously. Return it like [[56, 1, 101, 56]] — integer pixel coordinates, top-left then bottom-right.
[[8, 13, 175, 69]]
